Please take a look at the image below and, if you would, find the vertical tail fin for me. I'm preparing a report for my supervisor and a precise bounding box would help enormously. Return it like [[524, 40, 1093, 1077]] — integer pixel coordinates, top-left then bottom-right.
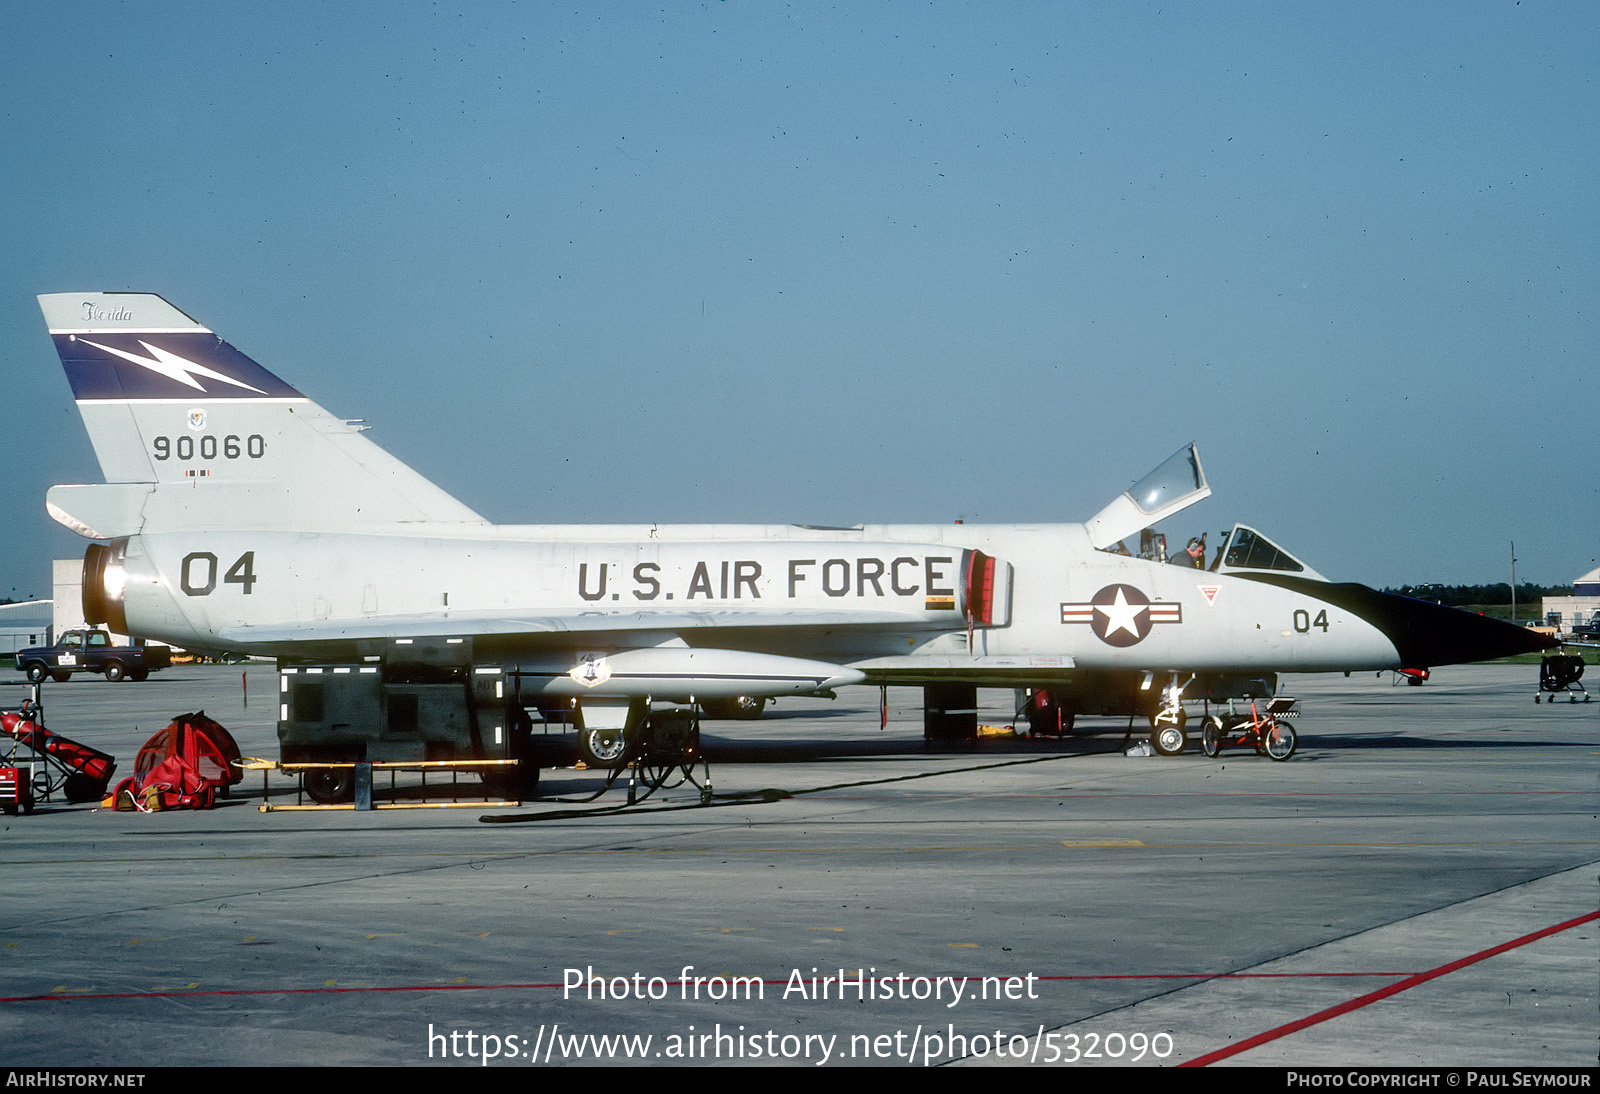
[[39, 293, 483, 536]]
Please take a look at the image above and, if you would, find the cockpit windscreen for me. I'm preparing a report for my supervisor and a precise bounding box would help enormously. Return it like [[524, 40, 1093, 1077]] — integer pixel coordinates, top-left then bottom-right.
[[1220, 527, 1305, 573]]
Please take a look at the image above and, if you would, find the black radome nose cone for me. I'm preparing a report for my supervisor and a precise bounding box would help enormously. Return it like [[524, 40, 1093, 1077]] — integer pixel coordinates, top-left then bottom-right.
[[1350, 588, 1556, 667], [1233, 574, 1556, 667]]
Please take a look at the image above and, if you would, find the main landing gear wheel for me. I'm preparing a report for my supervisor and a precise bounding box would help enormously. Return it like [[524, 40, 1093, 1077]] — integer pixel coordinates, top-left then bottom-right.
[[700, 696, 766, 720], [577, 726, 631, 769], [1263, 721, 1297, 761], [1201, 719, 1222, 758]]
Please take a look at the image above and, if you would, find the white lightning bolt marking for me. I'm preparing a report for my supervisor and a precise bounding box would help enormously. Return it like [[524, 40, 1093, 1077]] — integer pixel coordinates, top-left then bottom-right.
[[80, 339, 267, 394]]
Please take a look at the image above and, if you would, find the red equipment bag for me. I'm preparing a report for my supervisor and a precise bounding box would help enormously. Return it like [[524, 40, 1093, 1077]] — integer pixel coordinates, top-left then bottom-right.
[[111, 753, 215, 812], [133, 711, 243, 791]]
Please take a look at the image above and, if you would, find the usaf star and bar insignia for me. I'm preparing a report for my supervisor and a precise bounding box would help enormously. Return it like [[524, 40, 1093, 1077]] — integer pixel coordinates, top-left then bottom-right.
[[1060, 584, 1182, 647]]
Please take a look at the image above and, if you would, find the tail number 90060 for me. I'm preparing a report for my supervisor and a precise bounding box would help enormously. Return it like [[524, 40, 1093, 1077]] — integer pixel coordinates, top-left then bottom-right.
[[154, 434, 266, 461]]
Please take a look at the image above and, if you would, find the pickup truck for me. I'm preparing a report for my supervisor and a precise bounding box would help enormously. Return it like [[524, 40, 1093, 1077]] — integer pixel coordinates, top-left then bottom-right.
[[14, 629, 171, 683]]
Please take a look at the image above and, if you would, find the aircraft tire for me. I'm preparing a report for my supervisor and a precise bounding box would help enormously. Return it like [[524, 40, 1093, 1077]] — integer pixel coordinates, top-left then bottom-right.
[[1263, 721, 1297, 761], [1201, 720, 1221, 758], [577, 726, 631, 769], [726, 695, 765, 720], [1152, 724, 1187, 756], [702, 696, 766, 720], [304, 767, 355, 804]]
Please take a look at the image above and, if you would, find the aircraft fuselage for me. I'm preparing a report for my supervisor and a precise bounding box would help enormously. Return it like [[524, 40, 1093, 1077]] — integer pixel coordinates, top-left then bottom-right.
[[112, 521, 1411, 678]]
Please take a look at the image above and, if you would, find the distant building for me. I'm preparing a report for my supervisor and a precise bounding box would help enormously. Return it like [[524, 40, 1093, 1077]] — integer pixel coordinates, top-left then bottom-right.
[[1542, 566, 1600, 633], [0, 600, 54, 656], [53, 558, 97, 637], [53, 558, 135, 644]]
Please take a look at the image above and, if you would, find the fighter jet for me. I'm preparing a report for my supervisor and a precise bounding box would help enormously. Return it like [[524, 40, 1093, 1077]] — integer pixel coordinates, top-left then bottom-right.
[[37, 292, 1551, 790]]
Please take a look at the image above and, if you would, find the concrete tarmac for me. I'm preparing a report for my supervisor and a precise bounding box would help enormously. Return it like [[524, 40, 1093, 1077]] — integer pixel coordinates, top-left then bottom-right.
[[0, 662, 1593, 1068]]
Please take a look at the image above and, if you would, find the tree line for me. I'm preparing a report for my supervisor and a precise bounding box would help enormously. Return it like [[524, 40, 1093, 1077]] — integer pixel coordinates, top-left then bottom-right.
[[1386, 583, 1572, 606]]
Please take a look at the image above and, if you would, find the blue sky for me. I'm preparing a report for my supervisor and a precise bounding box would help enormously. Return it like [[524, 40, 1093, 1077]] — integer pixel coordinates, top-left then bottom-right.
[[1, 1, 1594, 600]]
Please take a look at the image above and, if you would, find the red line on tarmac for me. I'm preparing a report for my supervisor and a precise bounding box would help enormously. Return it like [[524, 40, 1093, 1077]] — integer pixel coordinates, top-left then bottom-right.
[[1180, 909, 1600, 1067], [0, 971, 1409, 1006]]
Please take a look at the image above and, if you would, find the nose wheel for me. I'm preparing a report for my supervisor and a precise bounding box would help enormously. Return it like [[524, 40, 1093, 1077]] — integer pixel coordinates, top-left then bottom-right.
[[1151, 712, 1188, 756], [1149, 674, 1192, 755]]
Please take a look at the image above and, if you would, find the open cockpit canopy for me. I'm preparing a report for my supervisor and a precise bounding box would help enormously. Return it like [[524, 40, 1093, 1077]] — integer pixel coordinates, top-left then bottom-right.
[[1085, 443, 1211, 550]]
